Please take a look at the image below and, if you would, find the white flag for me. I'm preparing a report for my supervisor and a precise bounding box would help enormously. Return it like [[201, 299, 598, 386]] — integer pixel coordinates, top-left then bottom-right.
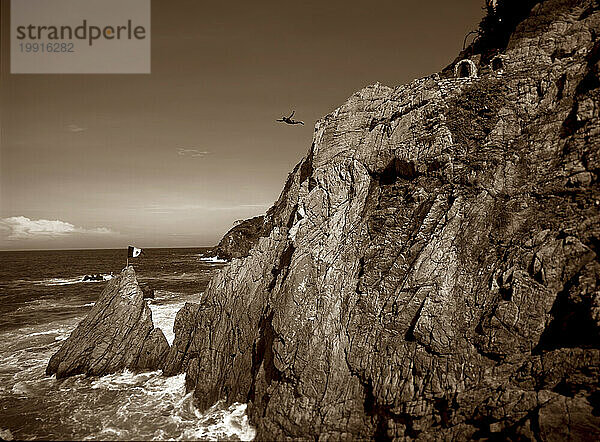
[[128, 246, 143, 258]]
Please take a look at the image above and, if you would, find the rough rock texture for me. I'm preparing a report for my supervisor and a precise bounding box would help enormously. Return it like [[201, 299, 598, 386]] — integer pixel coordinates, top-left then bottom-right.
[[215, 215, 266, 260], [47, 266, 169, 378], [166, 0, 600, 439]]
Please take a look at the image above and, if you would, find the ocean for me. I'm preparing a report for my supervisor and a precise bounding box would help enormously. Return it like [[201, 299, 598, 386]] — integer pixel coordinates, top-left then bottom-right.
[[0, 248, 255, 441]]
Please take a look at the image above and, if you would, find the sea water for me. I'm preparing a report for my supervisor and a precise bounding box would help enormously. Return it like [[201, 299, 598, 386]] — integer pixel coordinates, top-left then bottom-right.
[[0, 248, 255, 441]]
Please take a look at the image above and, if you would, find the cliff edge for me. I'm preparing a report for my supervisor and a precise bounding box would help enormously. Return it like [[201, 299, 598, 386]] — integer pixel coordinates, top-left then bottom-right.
[[172, 0, 600, 438]]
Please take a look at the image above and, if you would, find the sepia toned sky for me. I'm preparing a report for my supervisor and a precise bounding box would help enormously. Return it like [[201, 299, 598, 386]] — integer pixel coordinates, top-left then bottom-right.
[[0, 0, 484, 250]]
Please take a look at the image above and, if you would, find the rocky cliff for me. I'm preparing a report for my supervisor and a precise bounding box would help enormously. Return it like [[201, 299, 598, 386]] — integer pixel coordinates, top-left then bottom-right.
[[38, 0, 599, 439], [163, 1, 600, 439], [164, 0, 600, 438], [215, 215, 266, 260], [47, 267, 169, 378]]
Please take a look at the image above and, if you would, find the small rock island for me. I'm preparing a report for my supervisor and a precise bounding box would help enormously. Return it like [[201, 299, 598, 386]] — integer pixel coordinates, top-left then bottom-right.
[[47, 266, 169, 378]]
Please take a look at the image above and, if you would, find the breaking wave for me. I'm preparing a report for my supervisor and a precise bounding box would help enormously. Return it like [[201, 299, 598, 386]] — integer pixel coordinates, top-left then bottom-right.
[[0, 313, 256, 441], [148, 301, 186, 345], [84, 371, 255, 441], [0, 247, 251, 440], [198, 256, 228, 264]]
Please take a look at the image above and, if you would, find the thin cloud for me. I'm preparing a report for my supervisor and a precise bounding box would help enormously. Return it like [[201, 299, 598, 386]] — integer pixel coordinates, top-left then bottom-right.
[[67, 124, 87, 133], [176, 148, 210, 158], [0, 216, 116, 241], [142, 202, 269, 213]]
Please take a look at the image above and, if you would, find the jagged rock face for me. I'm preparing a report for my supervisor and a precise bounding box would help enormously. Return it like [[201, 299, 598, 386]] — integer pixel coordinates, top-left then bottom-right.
[[215, 216, 266, 260], [47, 267, 169, 378], [167, 0, 600, 438]]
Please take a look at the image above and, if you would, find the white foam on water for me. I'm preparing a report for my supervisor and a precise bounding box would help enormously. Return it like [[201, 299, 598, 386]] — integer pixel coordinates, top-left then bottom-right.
[[198, 256, 228, 263], [179, 401, 256, 441], [0, 269, 255, 440], [94, 427, 124, 438], [146, 291, 203, 345], [90, 369, 163, 390], [11, 381, 30, 396], [0, 335, 62, 397], [37, 277, 82, 286], [80, 369, 256, 441], [30, 328, 66, 336], [73, 293, 257, 441], [148, 302, 185, 345], [0, 319, 78, 384]]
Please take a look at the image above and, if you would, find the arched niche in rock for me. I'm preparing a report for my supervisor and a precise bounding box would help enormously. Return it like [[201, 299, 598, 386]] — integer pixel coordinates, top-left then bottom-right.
[[491, 55, 506, 74], [454, 59, 478, 79]]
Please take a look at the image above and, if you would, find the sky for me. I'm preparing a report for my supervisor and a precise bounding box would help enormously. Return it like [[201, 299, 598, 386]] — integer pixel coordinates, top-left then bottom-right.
[[0, 0, 485, 250]]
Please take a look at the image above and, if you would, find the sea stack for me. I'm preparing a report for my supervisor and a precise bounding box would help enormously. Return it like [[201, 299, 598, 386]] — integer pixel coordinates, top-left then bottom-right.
[[47, 266, 169, 378], [165, 0, 600, 439]]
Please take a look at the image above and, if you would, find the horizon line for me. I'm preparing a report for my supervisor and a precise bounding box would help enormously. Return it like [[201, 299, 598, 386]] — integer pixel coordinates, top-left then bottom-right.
[[0, 245, 217, 252]]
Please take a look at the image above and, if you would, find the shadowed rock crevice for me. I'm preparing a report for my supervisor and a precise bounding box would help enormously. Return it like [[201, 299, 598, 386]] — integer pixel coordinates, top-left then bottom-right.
[[247, 311, 284, 403], [378, 158, 419, 185], [361, 376, 420, 440], [268, 243, 295, 291], [535, 262, 600, 353], [299, 146, 316, 191]]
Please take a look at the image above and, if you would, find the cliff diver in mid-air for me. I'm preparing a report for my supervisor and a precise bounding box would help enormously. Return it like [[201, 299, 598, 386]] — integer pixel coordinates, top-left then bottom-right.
[[277, 110, 304, 125]]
